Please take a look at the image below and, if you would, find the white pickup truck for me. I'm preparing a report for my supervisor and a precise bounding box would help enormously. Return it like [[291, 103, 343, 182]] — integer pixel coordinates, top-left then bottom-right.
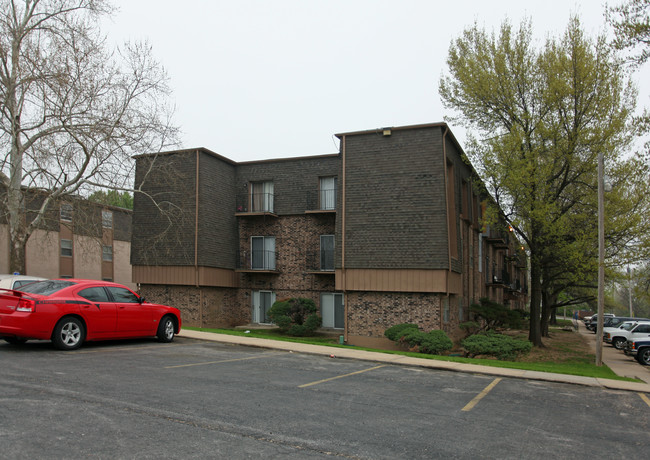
[[604, 321, 650, 349]]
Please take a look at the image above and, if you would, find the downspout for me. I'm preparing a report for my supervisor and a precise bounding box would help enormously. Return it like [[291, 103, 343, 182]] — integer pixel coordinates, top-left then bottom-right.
[[442, 126, 450, 331], [341, 135, 347, 343], [195, 150, 202, 325]]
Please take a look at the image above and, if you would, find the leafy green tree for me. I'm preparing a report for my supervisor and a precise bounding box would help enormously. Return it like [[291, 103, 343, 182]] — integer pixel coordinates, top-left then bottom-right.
[[440, 17, 649, 346], [607, 0, 650, 67], [88, 190, 134, 209]]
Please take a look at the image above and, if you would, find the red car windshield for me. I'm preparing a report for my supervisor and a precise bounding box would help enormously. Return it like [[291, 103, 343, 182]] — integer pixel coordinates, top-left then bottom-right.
[[18, 280, 77, 296]]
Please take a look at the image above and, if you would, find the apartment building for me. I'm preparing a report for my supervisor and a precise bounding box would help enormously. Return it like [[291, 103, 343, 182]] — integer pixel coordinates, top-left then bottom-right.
[[0, 191, 133, 288], [131, 123, 527, 348]]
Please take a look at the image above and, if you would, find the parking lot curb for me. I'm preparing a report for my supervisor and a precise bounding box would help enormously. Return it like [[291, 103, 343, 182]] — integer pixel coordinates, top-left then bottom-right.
[[178, 330, 650, 394]]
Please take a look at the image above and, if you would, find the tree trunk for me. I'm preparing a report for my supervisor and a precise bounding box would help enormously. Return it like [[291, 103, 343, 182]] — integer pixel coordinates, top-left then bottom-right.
[[528, 256, 543, 346], [541, 290, 550, 337], [9, 237, 27, 275]]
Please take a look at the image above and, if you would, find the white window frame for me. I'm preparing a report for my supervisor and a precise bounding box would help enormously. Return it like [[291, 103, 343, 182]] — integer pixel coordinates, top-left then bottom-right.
[[102, 210, 113, 229], [61, 239, 73, 257], [60, 203, 73, 222], [319, 176, 337, 211], [251, 181, 274, 213], [251, 236, 276, 270], [102, 245, 113, 261], [252, 290, 276, 324], [321, 293, 344, 329], [320, 235, 335, 271]]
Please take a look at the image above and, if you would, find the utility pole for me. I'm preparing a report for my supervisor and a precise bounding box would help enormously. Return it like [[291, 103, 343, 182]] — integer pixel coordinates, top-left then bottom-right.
[[596, 151, 605, 367], [628, 266, 633, 317]]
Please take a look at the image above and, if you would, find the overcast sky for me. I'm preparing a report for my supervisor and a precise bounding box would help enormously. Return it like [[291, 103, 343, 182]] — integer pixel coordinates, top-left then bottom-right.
[[105, 0, 648, 162]]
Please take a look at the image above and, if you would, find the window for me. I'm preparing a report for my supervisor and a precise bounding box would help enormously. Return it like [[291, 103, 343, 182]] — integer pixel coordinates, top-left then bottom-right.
[[252, 290, 275, 323], [319, 177, 337, 210], [102, 210, 113, 229], [251, 181, 274, 212], [321, 293, 344, 329], [251, 236, 276, 270], [79, 287, 110, 303], [60, 203, 73, 222], [102, 245, 113, 262], [320, 235, 335, 271], [106, 286, 140, 303], [61, 239, 73, 257]]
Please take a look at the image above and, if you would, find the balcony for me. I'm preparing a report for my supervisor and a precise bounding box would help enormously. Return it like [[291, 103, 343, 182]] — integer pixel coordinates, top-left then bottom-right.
[[485, 227, 511, 249], [305, 189, 337, 214], [487, 269, 511, 287], [236, 193, 277, 217], [306, 249, 335, 274], [236, 250, 278, 273]]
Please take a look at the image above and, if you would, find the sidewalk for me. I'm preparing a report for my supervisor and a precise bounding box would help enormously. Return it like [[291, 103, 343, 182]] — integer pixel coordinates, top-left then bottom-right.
[[576, 321, 650, 384], [178, 329, 650, 394]]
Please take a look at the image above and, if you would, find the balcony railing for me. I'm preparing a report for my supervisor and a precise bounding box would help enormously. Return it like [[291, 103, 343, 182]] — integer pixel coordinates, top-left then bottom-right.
[[488, 268, 511, 286], [236, 250, 277, 272], [306, 249, 335, 273], [306, 189, 337, 212], [236, 193, 275, 214]]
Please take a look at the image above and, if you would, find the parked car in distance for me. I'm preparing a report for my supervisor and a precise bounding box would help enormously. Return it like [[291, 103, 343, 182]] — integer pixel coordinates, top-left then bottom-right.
[[0, 279, 181, 350], [604, 320, 650, 349], [626, 337, 650, 365], [585, 313, 615, 332], [0, 274, 47, 290]]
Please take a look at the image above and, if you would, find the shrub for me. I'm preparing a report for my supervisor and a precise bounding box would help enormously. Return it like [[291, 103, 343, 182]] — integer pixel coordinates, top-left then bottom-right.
[[384, 323, 453, 355], [268, 298, 321, 336], [459, 321, 480, 336], [384, 323, 419, 342], [414, 330, 454, 354], [461, 331, 532, 360], [470, 298, 524, 331]]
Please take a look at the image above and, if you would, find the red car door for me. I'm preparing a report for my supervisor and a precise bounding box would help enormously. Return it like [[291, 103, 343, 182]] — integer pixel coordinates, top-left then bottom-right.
[[107, 286, 154, 334], [76, 286, 117, 334]]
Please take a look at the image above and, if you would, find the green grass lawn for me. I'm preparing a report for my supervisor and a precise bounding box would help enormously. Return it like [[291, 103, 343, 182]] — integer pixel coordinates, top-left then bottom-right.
[[184, 326, 640, 382]]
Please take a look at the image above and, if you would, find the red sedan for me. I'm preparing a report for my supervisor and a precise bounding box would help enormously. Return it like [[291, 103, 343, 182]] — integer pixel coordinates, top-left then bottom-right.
[[0, 279, 181, 350]]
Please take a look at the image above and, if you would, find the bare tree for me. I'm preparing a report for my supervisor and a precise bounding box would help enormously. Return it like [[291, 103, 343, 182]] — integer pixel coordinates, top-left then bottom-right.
[[0, 0, 178, 273]]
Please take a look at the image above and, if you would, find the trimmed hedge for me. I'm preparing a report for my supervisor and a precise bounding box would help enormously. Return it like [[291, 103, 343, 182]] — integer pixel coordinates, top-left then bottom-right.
[[268, 298, 321, 336], [461, 331, 532, 360], [384, 323, 453, 355]]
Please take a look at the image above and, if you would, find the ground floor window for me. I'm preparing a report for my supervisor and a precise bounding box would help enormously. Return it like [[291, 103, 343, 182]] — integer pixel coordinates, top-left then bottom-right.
[[252, 290, 275, 324], [321, 293, 344, 329]]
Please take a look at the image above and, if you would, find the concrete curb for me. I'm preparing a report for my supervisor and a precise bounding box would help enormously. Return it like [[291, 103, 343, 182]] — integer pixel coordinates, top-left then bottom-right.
[[178, 330, 650, 394]]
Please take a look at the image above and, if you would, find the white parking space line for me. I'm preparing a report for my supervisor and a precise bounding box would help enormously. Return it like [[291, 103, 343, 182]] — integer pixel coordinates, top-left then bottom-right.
[[298, 364, 387, 388], [461, 378, 502, 412], [164, 353, 277, 369]]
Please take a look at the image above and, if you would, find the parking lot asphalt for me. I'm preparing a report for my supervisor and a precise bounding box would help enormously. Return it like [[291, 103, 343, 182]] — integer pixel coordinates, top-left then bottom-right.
[[178, 328, 650, 394]]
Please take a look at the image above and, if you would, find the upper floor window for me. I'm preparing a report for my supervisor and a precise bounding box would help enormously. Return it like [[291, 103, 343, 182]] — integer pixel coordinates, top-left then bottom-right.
[[102, 210, 113, 229], [251, 181, 274, 213], [319, 177, 337, 210], [60, 203, 73, 222], [61, 239, 73, 257], [251, 236, 276, 270], [320, 235, 335, 271], [102, 245, 113, 262]]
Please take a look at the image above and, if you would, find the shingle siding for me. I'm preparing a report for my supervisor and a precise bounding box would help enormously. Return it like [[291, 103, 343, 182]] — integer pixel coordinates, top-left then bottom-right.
[[132, 151, 198, 266], [197, 152, 238, 269], [338, 126, 449, 270]]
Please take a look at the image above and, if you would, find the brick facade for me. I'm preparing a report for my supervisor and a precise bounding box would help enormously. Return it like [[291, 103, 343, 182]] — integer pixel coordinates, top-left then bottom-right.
[[132, 123, 528, 347]]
